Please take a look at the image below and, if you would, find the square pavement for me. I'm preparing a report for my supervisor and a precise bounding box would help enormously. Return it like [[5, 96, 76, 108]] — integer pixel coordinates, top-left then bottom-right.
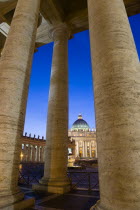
[[20, 185, 99, 210]]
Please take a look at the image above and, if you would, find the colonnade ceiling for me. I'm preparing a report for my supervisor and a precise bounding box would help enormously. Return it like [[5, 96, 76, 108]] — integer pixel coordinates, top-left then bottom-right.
[[0, 0, 140, 50]]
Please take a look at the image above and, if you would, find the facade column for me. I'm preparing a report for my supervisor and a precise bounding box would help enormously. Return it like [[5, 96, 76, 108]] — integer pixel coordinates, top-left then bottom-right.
[[0, 0, 40, 207], [27, 144, 31, 162], [40, 147, 43, 162], [24, 144, 28, 162], [37, 146, 40, 162], [82, 141, 85, 157], [42, 147, 45, 162], [23, 144, 27, 162], [85, 141, 87, 157], [77, 141, 79, 157], [95, 142, 98, 158], [35, 146, 37, 162], [32, 146, 36, 162], [40, 146, 45, 162], [40, 147, 42, 162], [33, 23, 71, 194], [89, 141, 91, 158], [88, 0, 140, 209]]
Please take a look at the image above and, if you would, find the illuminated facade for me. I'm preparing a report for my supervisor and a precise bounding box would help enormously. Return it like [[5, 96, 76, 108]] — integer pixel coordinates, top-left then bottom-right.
[[21, 134, 75, 163], [20, 115, 96, 162], [20, 134, 46, 163], [69, 114, 97, 158]]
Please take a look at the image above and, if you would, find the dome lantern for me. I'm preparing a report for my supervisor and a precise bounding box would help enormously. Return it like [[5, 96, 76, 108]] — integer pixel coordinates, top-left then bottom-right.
[[78, 114, 83, 119]]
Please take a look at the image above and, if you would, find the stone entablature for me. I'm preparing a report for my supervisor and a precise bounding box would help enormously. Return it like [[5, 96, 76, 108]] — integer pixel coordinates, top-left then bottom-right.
[[22, 134, 46, 146], [0, 0, 140, 53], [69, 130, 96, 138]]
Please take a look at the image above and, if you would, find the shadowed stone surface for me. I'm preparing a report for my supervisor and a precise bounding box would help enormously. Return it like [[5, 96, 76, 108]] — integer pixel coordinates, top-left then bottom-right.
[[0, 0, 140, 50], [39, 194, 98, 210], [21, 186, 99, 210], [34, 24, 71, 194], [88, 0, 140, 209], [0, 0, 40, 208]]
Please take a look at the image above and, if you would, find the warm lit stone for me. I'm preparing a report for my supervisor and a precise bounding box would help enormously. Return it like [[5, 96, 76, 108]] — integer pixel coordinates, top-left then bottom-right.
[[0, 0, 40, 208], [33, 23, 71, 194], [88, 0, 140, 209]]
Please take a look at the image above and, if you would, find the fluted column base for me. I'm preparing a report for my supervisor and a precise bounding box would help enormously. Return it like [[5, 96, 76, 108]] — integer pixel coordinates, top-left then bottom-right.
[[33, 177, 71, 194]]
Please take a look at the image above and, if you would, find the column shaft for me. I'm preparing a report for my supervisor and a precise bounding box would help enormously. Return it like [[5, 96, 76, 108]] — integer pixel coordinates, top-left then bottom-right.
[[37, 146, 40, 162], [89, 142, 91, 158], [23, 144, 27, 162], [36, 24, 71, 194], [85, 141, 87, 157], [77, 141, 79, 157], [35, 146, 37, 162], [40, 147, 42, 162], [0, 0, 40, 207], [27, 145, 31, 162], [82, 141, 85, 157], [88, 0, 140, 209], [95, 142, 98, 158], [42, 147, 45, 162], [32, 146, 35, 162]]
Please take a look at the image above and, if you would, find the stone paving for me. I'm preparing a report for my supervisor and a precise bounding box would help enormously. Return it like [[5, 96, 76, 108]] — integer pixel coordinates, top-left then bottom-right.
[[21, 186, 99, 210]]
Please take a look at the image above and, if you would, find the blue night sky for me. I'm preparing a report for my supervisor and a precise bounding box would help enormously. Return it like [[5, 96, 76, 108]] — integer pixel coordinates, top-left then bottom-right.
[[24, 14, 140, 138]]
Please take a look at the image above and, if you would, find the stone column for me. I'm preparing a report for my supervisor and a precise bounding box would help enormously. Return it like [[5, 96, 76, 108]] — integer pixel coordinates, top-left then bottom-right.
[[32, 146, 36, 162], [39, 147, 42, 162], [0, 0, 40, 206], [26, 145, 29, 162], [24, 144, 27, 162], [37, 146, 40, 162], [33, 23, 71, 194], [77, 141, 79, 157], [89, 141, 91, 158], [82, 141, 85, 157], [23, 144, 27, 162], [95, 142, 98, 158], [35, 146, 37, 162], [27, 144, 31, 162], [40, 146, 45, 162], [85, 141, 87, 157], [88, 0, 140, 209], [42, 147, 45, 162]]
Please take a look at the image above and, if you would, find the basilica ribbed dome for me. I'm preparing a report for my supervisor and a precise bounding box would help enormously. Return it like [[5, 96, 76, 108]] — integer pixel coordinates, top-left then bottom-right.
[[71, 114, 90, 131]]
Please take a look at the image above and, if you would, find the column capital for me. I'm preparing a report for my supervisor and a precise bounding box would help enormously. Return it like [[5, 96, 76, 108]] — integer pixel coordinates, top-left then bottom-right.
[[49, 23, 71, 41]]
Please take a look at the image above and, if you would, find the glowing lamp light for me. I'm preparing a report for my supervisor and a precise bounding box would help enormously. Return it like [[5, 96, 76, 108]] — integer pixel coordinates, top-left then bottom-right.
[[20, 152, 24, 161]]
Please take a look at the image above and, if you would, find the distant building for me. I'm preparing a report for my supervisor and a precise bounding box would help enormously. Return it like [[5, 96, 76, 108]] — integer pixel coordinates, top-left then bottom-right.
[[21, 114, 97, 162], [69, 114, 97, 158]]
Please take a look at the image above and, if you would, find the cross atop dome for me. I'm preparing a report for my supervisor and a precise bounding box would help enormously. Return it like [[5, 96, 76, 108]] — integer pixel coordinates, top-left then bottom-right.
[[78, 114, 83, 119]]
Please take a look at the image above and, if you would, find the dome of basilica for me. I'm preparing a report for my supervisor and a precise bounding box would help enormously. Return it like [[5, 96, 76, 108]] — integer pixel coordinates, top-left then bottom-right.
[[71, 114, 90, 131]]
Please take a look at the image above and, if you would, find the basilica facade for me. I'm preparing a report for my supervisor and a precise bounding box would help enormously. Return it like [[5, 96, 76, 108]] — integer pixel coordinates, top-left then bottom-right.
[[69, 114, 97, 158]]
